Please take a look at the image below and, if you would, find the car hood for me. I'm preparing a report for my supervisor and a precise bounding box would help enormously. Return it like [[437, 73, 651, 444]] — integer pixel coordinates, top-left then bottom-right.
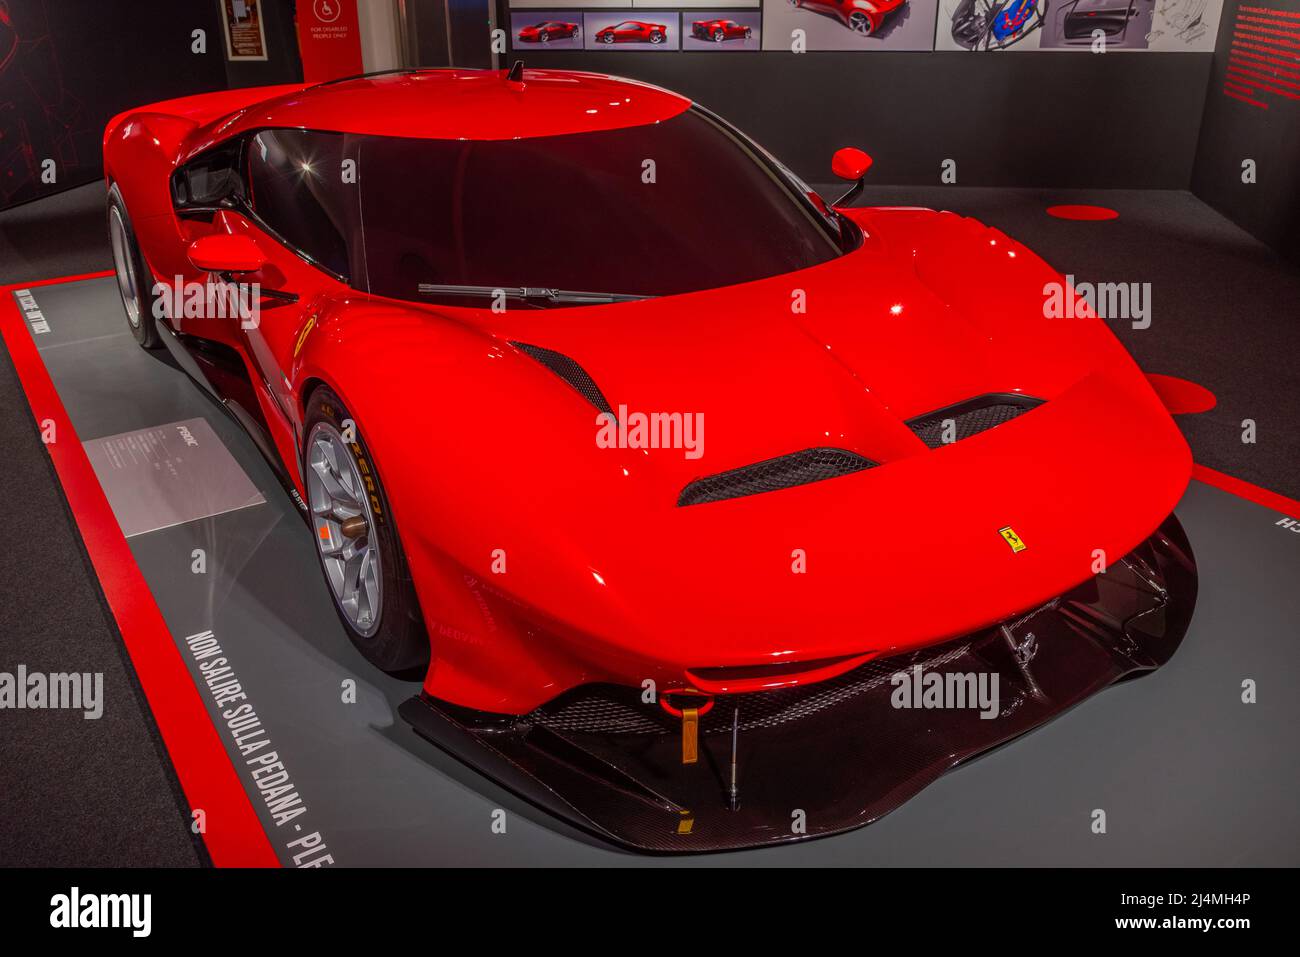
[[481, 207, 1157, 494]]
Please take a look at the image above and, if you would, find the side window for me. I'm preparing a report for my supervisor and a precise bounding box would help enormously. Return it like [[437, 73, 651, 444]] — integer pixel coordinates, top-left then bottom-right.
[[172, 139, 244, 210], [245, 129, 355, 281]]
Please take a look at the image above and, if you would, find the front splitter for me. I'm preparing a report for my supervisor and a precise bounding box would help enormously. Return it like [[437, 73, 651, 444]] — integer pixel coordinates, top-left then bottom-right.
[[402, 514, 1197, 853]]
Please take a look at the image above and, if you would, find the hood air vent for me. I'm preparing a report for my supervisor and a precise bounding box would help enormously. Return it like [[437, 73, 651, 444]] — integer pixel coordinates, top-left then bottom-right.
[[510, 341, 614, 417], [679, 448, 876, 507], [906, 393, 1044, 450]]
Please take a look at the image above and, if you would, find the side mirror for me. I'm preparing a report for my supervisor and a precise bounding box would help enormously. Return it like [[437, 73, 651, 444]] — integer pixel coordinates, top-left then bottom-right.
[[187, 234, 266, 274], [831, 147, 872, 207], [832, 147, 873, 182]]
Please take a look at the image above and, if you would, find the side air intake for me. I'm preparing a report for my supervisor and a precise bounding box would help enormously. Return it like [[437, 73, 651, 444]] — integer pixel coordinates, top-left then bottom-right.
[[906, 393, 1044, 450], [679, 448, 875, 507], [510, 341, 614, 417]]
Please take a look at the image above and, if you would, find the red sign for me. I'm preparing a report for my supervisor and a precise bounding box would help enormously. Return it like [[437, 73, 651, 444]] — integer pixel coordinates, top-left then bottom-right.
[[295, 0, 363, 83]]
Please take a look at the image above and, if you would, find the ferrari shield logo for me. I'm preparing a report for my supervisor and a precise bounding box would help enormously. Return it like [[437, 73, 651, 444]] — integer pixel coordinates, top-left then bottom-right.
[[998, 526, 1027, 553]]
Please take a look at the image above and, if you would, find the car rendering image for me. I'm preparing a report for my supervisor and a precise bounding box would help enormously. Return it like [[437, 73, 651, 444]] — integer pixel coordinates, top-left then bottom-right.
[[788, 0, 908, 36], [1061, 0, 1140, 42], [595, 20, 668, 43], [516, 20, 580, 43], [952, 0, 1049, 49], [691, 18, 753, 41], [101, 66, 1196, 853]]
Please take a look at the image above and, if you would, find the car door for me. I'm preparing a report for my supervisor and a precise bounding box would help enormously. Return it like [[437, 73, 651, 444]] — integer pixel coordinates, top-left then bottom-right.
[[233, 128, 363, 433]]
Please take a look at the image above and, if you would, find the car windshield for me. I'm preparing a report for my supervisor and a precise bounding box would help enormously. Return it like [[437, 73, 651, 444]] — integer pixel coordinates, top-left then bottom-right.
[[355, 106, 855, 306]]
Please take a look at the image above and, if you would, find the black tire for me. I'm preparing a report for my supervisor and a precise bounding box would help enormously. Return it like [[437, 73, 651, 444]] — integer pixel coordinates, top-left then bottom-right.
[[304, 386, 429, 676], [106, 183, 161, 349]]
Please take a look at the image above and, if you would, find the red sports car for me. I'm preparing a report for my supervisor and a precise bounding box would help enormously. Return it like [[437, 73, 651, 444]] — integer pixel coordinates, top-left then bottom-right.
[[789, 0, 908, 36], [691, 18, 753, 41], [595, 20, 668, 43], [102, 68, 1195, 851], [516, 20, 580, 43]]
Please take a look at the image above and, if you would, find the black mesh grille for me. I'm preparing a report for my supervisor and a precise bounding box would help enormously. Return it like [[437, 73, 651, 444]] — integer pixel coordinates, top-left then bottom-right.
[[527, 640, 976, 737], [678, 448, 875, 507], [906, 394, 1043, 450], [510, 341, 613, 417]]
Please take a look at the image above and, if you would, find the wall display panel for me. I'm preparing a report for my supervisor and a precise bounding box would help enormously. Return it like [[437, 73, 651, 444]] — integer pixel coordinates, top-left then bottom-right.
[[505, 0, 1221, 47], [682, 10, 763, 47], [935, 0, 1221, 49], [761, 0, 940, 48], [1040, 0, 1156, 48], [1145, 0, 1224, 49], [511, 11, 587, 46], [582, 11, 683, 47], [934, 0, 1049, 48]]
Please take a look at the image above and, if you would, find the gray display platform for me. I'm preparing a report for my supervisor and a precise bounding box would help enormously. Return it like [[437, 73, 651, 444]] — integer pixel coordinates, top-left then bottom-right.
[[15, 276, 1300, 866]]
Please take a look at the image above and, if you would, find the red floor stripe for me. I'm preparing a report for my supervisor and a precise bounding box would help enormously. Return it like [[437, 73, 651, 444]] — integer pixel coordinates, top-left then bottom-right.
[[0, 276, 280, 868], [1192, 464, 1300, 520]]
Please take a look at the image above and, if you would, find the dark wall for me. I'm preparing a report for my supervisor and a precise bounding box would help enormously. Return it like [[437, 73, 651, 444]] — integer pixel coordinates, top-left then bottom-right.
[[0, 0, 300, 211], [515, 50, 1214, 189], [1191, 0, 1300, 265]]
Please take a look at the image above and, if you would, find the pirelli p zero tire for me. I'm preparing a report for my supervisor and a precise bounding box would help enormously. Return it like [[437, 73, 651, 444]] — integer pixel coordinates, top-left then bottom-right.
[[303, 387, 429, 676], [107, 183, 161, 349]]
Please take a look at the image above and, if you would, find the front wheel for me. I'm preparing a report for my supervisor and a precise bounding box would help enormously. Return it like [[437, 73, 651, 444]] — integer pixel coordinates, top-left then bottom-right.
[[107, 183, 161, 349], [303, 387, 429, 675]]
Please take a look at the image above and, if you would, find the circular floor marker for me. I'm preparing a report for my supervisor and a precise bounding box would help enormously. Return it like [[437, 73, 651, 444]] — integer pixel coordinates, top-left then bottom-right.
[[1046, 204, 1120, 221], [1145, 373, 1217, 415]]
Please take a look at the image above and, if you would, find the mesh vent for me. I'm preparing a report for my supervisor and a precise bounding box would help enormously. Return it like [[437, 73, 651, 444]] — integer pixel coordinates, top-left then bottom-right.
[[678, 448, 875, 507], [510, 341, 613, 417], [527, 640, 975, 738], [906, 394, 1043, 450]]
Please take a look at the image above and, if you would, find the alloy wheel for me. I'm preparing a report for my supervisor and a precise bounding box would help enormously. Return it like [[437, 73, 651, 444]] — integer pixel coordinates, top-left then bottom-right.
[[307, 422, 383, 637]]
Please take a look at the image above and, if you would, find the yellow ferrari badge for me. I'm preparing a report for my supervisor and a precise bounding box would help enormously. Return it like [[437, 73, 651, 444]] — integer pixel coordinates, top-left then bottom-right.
[[998, 526, 1027, 553]]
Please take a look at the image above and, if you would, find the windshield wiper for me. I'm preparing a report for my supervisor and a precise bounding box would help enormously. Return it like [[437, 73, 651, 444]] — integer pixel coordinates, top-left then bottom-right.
[[417, 283, 650, 305]]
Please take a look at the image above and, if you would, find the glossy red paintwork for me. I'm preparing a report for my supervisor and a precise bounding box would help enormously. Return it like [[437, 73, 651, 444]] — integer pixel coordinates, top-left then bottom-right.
[[103, 70, 1192, 715], [187, 234, 266, 273], [832, 147, 873, 180]]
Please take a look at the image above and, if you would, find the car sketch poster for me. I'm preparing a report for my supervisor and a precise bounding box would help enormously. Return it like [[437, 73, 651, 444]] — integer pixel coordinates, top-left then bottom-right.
[[933, 0, 1223, 51], [762, 0, 939, 50], [220, 0, 269, 61]]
